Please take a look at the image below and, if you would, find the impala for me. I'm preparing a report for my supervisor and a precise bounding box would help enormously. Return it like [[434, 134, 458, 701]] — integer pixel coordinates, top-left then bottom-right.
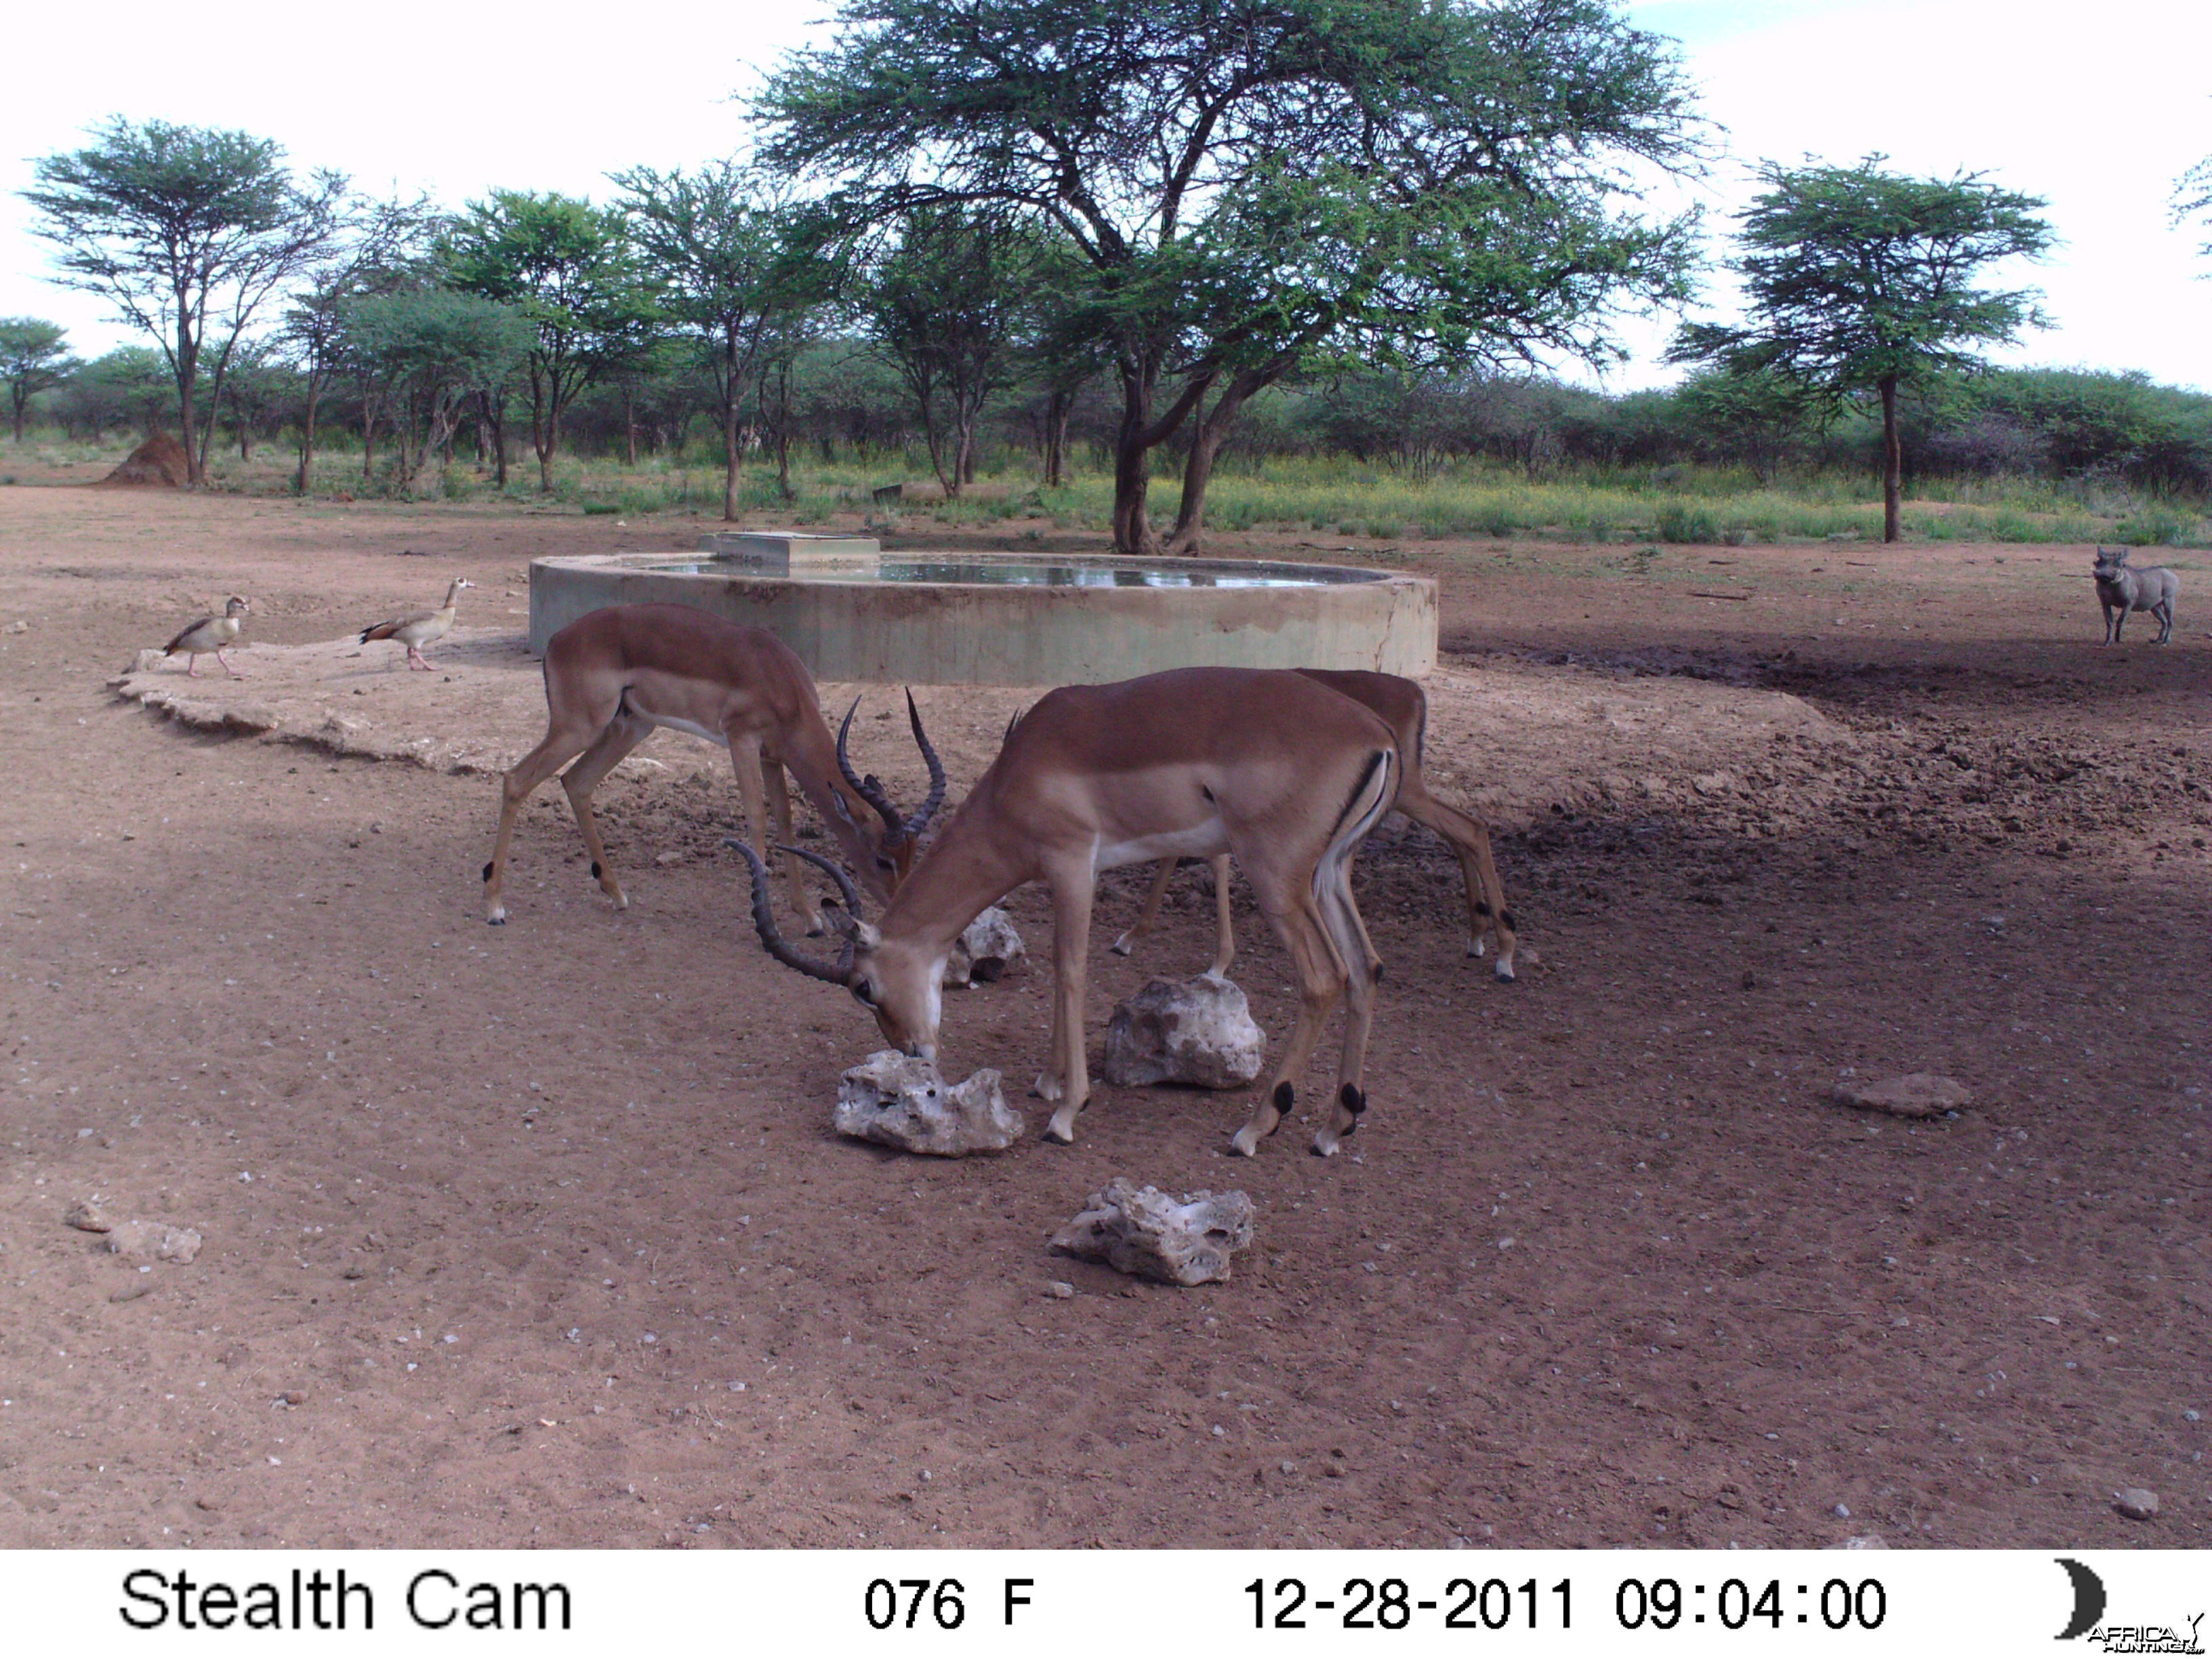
[[482, 602, 943, 927], [1113, 668, 1518, 980], [739, 666, 1401, 1158]]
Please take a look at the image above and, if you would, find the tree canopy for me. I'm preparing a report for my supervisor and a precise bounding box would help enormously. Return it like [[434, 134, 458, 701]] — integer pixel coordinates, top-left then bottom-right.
[[1669, 155, 2052, 541], [20, 119, 348, 483], [759, 0, 1706, 552], [0, 318, 81, 444], [443, 191, 659, 491], [613, 162, 821, 518]]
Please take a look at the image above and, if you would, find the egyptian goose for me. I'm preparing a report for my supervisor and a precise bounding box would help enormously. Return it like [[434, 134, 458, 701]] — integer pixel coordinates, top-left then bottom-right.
[[360, 578, 473, 670], [163, 596, 250, 678]]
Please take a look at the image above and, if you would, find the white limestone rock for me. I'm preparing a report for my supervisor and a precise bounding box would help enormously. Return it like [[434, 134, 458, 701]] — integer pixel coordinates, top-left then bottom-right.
[[1050, 1178, 1256, 1286], [834, 1051, 1023, 1155], [945, 906, 1026, 987], [1101, 975, 1265, 1088]]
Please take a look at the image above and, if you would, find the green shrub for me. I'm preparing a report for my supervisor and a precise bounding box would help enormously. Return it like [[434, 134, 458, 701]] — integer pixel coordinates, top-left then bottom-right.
[[2112, 504, 2205, 547], [1654, 501, 1719, 544]]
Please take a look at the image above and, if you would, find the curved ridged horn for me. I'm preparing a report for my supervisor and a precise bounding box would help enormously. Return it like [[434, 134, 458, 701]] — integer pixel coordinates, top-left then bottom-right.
[[726, 839, 855, 986], [836, 696, 905, 841], [903, 689, 947, 840]]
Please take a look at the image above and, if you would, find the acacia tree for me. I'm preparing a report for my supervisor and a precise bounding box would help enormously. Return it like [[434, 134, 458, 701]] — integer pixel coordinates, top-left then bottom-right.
[[0, 319, 80, 443], [1673, 363, 1820, 484], [443, 191, 659, 492], [337, 291, 531, 492], [21, 119, 348, 484], [613, 162, 808, 519], [863, 208, 1035, 495], [282, 195, 436, 493], [1669, 156, 2052, 543], [760, 0, 1703, 553]]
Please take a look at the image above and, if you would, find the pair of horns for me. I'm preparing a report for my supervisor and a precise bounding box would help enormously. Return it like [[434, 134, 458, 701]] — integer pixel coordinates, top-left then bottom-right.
[[728, 839, 864, 986], [836, 691, 946, 847]]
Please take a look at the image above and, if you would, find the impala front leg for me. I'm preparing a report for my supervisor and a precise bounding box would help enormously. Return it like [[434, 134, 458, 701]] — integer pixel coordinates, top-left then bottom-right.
[[760, 756, 826, 936], [1110, 859, 1177, 958], [728, 733, 822, 937], [1204, 855, 1235, 981], [1041, 869, 1096, 1144]]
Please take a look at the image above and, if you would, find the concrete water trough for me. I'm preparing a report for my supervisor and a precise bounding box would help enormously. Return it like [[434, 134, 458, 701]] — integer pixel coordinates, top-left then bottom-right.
[[528, 532, 1436, 687]]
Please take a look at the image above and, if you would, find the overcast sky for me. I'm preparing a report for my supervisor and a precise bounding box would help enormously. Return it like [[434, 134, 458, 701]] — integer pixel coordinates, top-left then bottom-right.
[[1, 0, 2205, 392]]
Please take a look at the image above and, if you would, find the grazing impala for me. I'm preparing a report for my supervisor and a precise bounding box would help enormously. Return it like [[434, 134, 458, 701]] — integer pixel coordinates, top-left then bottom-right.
[[482, 603, 943, 927], [739, 666, 1401, 1158], [1113, 668, 1518, 980]]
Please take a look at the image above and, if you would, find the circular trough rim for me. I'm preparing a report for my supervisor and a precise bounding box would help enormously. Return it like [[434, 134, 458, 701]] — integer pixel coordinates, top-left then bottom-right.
[[578, 548, 1401, 589], [527, 550, 1437, 685]]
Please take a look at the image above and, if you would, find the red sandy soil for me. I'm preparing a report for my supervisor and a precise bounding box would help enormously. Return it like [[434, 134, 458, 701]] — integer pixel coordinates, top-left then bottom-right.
[[0, 482, 2206, 1551]]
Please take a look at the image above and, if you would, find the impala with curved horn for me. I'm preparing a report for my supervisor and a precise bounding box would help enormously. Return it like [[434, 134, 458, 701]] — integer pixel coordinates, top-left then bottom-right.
[[482, 603, 943, 926], [736, 666, 1402, 1158], [1113, 668, 1517, 980]]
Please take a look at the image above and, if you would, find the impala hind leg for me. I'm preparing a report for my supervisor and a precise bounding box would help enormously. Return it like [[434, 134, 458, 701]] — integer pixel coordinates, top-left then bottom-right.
[[1398, 787, 1517, 980], [1040, 872, 1097, 1143], [485, 720, 605, 923], [1231, 895, 1346, 1157], [559, 712, 654, 910], [1312, 874, 1380, 1158]]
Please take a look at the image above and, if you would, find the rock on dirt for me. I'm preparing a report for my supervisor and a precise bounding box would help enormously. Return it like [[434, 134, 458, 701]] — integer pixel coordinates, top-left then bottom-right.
[[1830, 1072, 1971, 1119], [834, 1051, 1024, 1155], [945, 907, 1026, 988], [1101, 976, 1266, 1089], [104, 1221, 203, 1265], [1050, 1177, 1256, 1286], [2114, 1488, 2160, 1520], [63, 1200, 113, 1233]]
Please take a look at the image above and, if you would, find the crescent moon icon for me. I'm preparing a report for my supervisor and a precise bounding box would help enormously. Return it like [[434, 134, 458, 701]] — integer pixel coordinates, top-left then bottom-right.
[[2055, 1557, 2106, 1641]]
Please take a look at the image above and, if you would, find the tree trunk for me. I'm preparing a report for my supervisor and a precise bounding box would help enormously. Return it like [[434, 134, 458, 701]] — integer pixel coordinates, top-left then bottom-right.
[[1164, 375, 1258, 555], [1111, 361, 1158, 556], [529, 365, 556, 493], [1880, 374, 1902, 545], [174, 324, 203, 487], [1043, 389, 1069, 488], [296, 383, 322, 495], [483, 390, 508, 490], [12, 391, 26, 445], [722, 396, 741, 523], [623, 382, 638, 468]]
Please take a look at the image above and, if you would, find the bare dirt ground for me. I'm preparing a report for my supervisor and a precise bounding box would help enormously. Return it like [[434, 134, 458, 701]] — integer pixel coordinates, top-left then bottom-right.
[[1, 482, 2207, 1551]]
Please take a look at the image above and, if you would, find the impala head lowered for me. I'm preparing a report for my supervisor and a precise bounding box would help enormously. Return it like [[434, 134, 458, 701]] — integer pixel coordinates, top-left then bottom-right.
[[730, 839, 944, 1060]]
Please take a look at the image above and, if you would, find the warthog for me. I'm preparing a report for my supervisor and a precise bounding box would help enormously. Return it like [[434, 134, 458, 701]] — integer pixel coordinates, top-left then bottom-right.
[[2093, 546, 2179, 645]]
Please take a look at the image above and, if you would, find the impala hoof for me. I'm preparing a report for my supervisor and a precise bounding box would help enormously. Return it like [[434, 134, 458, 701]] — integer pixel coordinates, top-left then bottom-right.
[[1109, 935, 1134, 956], [1044, 1108, 1078, 1145], [1494, 960, 1516, 983], [1229, 1126, 1262, 1158], [487, 913, 507, 926]]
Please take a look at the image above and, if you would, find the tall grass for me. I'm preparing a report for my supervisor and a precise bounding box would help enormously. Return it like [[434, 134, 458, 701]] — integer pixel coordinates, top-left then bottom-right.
[[18, 430, 2205, 547]]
